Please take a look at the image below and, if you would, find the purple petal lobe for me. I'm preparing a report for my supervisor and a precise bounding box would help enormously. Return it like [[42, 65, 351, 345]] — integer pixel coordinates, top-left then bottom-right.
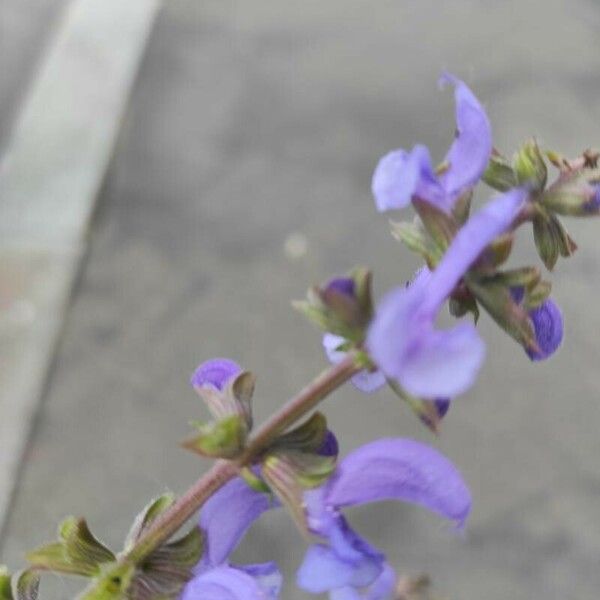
[[323, 333, 386, 394], [238, 563, 283, 599], [191, 358, 242, 391], [326, 277, 356, 299], [434, 398, 451, 418], [324, 438, 471, 527], [182, 565, 274, 600], [372, 146, 440, 212], [526, 298, 563, 361], [400, 323, 485, 398], [200, 477, 272, 566], [318, 430, 340, 457], [439, 74, 492, 197]]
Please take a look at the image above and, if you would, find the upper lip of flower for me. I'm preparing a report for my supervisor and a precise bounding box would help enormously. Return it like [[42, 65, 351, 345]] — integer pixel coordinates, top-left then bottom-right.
[[372, 73, 492, 215]]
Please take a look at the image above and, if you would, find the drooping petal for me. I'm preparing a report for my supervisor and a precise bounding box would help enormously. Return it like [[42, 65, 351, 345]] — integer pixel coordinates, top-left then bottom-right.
[[399, 323, 485, 398], [191, 358, 242, 392], [181, 565, 272, 600], [238, 562, 283, 599], [526, 298, 563, 361], [323, 333, 386, 393], [439, 74, 492, 197], [323, 438, 471, 527], [372, 146, 440, 212], [200, 477, 273, 566]]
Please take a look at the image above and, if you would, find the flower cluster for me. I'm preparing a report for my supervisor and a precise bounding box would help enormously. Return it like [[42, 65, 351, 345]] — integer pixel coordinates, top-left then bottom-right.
[[10, 73, 599, 600], [179, 73, 597, 598]]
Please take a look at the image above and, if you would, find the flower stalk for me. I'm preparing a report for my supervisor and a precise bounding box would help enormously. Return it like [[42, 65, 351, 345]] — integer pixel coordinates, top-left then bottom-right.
[[124, 354, 359, 565]]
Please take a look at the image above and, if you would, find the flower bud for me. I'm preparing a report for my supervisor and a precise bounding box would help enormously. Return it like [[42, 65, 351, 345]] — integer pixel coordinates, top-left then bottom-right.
[[294, 268, 374, 342], [542, 173, 600, 216], [185, 359, 256, 458], [483, 151, 518, 192], [513, 139, 547, 192]]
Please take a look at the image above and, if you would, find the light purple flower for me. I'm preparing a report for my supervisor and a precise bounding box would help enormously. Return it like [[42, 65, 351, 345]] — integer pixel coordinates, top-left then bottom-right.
[[191, 358, 242, 392], [511, 288, 563, 361], [367, 188, 526, 398], [323, 333, 386, 393], [372, 74, 492, 214], [181, 477, 281, 600], [297, 438, 471, 599]]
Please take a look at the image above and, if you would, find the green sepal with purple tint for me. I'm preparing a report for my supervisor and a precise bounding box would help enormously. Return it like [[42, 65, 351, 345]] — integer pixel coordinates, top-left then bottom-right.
[[483, 151, 518, 192], [124, 494, 175, 551], [541, 169, 600, 216], [262, 450, 337, 535], [183, 414, 248, 459], [513, 139, 547, 192], [465, 274, 539, 354], [390, 219, 443, 268], [532, 207, 577, 270], [386, 379, 444, 435], [293, 268, 374, 342], [270, 412, 328, 455], [26, 517, 115, 578], [413, 198, 458, 250]]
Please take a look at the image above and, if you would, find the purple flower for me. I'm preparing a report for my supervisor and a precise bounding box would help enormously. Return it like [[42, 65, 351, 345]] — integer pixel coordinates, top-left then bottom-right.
[[297, 438, 471, 599], [323, 333, 386, 393], [372, 74, 492, 214], [367, 188, 526, 398], [181, 477, 281, 600], [511, 288, 563, 361], [191, 358, 242, 392]]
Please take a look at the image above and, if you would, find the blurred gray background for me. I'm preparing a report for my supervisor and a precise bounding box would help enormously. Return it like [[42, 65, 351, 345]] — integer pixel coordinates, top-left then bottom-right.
[[1, 1, 600, 598]]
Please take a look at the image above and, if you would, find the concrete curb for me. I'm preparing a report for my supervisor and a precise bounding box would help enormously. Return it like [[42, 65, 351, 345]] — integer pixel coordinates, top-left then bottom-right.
[[0, 0, 160, 535]]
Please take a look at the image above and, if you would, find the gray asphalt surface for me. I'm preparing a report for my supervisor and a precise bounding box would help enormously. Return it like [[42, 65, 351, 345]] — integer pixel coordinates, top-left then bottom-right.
[[3, 1, 600, 598]]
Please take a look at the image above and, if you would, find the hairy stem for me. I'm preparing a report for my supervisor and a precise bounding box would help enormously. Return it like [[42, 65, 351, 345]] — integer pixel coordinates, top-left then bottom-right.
[[124, 353, 360, 565]]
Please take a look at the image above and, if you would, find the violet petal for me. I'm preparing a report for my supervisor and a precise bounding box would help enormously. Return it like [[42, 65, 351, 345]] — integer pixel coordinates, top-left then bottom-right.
[[324, 438, 471, 527]]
